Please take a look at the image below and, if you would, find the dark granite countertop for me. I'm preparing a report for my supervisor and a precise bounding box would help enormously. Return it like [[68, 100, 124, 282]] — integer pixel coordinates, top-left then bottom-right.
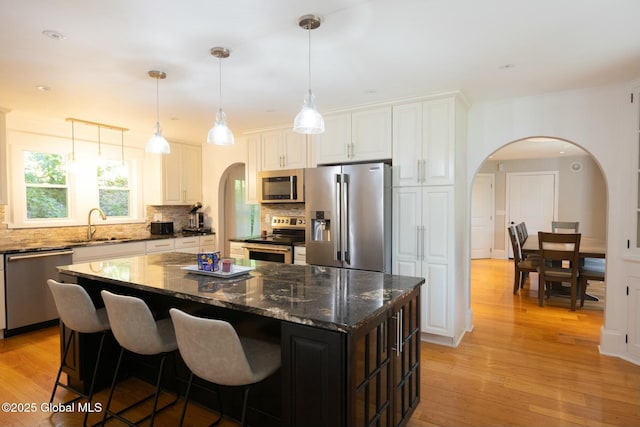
[[0, 232, 215, 255], [57, 252, 424, 333]]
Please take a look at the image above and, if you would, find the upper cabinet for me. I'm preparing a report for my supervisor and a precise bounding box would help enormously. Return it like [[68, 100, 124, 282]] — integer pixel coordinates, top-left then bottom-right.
[[162, 142, 202, 205], [317, 107, 392, 165], [245, 134, 261, 204], [0, 108, 7, 205], [261, 129, 307, 170], [392, 98, 456, 186]]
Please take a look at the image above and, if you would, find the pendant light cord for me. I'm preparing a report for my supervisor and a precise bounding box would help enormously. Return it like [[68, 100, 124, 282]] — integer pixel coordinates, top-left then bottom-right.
[[97, 126, 101, 156], [307, 24, 312, 94], [156, 76, 160, 128], [71, 120, 76, 161], [218, 56, 223, 113]]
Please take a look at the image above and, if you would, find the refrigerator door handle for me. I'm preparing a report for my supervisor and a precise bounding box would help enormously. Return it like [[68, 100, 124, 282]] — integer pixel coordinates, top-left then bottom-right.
[[335, 174, 342, 261], [343, 173, 350, 264]]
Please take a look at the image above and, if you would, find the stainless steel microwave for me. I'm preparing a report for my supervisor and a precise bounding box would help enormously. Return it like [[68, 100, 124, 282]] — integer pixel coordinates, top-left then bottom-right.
[[258, 169, 304, 203]]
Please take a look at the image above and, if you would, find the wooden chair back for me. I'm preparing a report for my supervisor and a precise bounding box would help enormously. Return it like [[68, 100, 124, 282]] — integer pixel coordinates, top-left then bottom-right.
[[551, 221, 579, 233], [537, 231, 581, 310]]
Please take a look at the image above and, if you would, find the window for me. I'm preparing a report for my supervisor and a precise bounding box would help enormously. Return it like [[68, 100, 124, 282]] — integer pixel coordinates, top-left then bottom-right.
[[24, 151, 68, 219], [9, 132, 145, 228], [98, 161, 130, 217]]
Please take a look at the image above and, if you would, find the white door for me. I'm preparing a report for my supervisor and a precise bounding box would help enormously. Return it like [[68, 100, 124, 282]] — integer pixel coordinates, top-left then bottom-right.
[[506, 172, 558, 256], [471, 174, 494, 259]]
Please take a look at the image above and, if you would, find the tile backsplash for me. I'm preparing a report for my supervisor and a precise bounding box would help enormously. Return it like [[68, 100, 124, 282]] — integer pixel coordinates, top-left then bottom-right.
[[0, 204, 198, 246], [259, 203, 305, 233]]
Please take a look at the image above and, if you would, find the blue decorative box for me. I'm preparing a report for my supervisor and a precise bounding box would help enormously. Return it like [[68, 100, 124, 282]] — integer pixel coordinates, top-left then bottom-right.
[[197, 252, 220, 272]]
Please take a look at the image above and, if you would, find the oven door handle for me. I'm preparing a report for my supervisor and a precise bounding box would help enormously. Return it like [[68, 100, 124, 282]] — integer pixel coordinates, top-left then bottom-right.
[[243, 244, 291, 253]]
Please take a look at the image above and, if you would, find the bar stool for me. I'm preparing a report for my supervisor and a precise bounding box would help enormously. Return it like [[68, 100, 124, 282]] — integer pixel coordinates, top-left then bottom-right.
[[100, 290, 179, 427], [169, 308, 281, 427], [47, 279, 111, 427]]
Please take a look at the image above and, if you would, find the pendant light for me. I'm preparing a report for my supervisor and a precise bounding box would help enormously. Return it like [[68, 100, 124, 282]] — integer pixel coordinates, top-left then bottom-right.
[[146, 70, 171, 154], [293, 14, 325, 135], [67, 119, 78, 173], [120, 129, 125, 165], [207, 47, 234, 145]]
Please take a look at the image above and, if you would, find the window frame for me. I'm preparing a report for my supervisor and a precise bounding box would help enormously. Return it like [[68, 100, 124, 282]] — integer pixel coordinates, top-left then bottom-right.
[[8, 131, 145, 229]]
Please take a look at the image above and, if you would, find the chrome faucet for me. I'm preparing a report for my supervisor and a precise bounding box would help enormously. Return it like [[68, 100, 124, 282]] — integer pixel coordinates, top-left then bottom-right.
[[87, 207, 107, 240]]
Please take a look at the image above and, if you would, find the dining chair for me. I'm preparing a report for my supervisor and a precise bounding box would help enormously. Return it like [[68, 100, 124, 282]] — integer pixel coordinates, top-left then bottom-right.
[[579, 258, 605, 307], [169, 308, 281, 427], [551, 221, 579, 233], [508, 225, 539, 294], [537, 231, 581, 310]]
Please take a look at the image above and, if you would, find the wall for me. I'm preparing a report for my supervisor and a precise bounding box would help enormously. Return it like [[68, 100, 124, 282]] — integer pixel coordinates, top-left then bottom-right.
[[466, 82, 637, 362], [478, 154, 607, 253]]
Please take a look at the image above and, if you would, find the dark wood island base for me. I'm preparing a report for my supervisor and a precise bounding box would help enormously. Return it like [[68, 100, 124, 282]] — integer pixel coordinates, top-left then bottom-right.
[[57, 253, 423, 427]]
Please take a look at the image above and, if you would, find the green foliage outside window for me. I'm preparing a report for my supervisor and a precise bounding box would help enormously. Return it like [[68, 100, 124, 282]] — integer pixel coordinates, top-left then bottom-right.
[[98, 162, 130, 217], [24, 151, 68, 218]]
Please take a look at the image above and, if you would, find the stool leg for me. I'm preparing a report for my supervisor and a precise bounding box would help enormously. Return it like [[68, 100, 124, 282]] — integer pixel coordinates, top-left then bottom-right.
[[149, 353, 169, 427], [240, 387, 251, 427], [82, 331, 106, 427], [178, 372, 194, 427], [50, 331, 74, 403], [101, 346, 125, 426]]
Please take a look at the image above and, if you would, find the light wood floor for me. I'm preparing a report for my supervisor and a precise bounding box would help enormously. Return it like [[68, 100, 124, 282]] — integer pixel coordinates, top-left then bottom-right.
[[0, 259, 638, 426]]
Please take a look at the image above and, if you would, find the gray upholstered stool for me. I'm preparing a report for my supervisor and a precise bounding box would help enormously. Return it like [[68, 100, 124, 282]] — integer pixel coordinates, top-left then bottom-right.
[[100, 290, 178, 427], [47, 279, 111, 427], [169, 308, 281, 427]]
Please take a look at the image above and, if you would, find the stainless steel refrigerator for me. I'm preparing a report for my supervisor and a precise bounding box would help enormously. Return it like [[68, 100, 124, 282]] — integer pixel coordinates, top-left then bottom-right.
[[305, 162, 391, 272]]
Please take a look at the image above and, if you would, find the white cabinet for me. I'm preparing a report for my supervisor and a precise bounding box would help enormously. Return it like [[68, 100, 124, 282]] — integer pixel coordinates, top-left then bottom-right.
[[162, 142, 202, 205], [392, 98, 456, 186], [174, 236, 201, 254], [317, 107, 392, 165], [261, 129, 307, 171], [0, 108, 7, 205], [73, 241, 146, 263], [628, 277, 640, 360], [229, 241, 246, 260], [294, 246, 306, 265], [145, 238, 175, 254], [393, 186, 453, 337], [245, 134, 261, 204]]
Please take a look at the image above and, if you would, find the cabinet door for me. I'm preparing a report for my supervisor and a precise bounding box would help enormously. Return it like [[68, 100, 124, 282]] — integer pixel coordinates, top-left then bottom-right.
[[392, 288, 421, 427], [282, 129, 308, 169], [423, 98, 455, 185], [392, 103, 423, 186], [163, 148, 182, 204], [181, 144, 202, 203], [421, 187, 453, 336], [245, 134, 261, 204], [317, 113, 351, 165], [351, 107, 392, 162], [392, 187, 422, 277], [628, 277, 640, 360], [0, 109, 7, 205], [261, 130, 284, 170]]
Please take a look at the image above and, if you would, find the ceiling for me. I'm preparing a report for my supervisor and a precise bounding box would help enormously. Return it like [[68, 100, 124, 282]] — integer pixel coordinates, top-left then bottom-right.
[[1, 0, 639, 150]]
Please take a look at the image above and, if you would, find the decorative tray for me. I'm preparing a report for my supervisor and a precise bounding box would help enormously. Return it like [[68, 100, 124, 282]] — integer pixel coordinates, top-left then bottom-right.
[[181, 264, 254, 278]]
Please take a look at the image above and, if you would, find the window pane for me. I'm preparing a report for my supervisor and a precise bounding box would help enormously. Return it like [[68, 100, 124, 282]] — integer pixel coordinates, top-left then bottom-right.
[[98, 163, 128, 187], [24, 152, 66, 185], [99, 189, 129, 216], [26, 187, 68, 218]]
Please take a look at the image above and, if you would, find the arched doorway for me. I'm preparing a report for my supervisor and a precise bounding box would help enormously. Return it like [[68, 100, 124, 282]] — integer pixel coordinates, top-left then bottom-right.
[[217, 162, 258, 257], [469, 136, 608, 324]]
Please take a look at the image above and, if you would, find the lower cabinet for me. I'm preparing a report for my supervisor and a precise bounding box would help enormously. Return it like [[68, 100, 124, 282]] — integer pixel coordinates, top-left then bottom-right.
[[282, 287, 420, 427]]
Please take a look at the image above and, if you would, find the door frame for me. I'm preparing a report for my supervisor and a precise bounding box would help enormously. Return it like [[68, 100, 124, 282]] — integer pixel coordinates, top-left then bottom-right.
[[471, 173, 495, 259], [505, 170, 559, 258]]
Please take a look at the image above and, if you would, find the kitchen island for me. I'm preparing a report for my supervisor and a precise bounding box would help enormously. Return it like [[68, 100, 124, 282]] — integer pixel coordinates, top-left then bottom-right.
[[57, 252, 424, 427]]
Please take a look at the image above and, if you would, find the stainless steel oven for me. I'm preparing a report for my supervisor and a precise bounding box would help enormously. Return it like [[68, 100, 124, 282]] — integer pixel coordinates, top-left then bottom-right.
[[258, 169, 304, 203], [244, 243, 293, 263], [243, 216, 306, 264]]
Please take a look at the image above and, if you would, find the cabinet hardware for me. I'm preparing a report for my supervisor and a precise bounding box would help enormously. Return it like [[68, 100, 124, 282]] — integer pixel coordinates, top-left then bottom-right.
[[7, 250, 74, 261]]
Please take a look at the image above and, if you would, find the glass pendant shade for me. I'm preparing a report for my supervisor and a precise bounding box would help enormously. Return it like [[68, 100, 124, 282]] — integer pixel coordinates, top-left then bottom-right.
[[294, 89, 325, 134], [146, 122, 171, 154], [207, 109, 234, 145]]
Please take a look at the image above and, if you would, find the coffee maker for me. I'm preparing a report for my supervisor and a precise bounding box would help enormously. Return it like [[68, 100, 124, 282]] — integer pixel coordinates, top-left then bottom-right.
[[183, 202, 211, 234]]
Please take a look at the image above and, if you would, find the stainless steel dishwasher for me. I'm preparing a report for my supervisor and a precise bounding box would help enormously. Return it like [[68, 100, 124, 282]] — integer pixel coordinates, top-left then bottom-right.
[[4, 248, 74, 336]]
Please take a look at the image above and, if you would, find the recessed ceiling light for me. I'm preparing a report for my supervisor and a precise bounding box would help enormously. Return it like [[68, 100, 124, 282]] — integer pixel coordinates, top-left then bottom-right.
[[498, 64, 515, 70], [35, 85, 51, 91], [364, 89, 377, 94], [42, 29, 65, 40]]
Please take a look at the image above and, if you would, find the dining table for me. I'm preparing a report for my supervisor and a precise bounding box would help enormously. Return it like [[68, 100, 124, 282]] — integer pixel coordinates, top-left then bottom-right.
[[521, 235, 606, 258], [521, 234, 606, 302]]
